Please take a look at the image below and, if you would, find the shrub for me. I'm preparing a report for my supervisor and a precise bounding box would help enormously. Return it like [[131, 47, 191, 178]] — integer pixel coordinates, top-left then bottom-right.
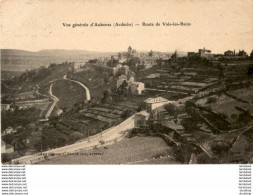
[[99, 139, 105, 145], [211, 141, 231, 157], [120, 109, 132, 119], [1, 152, 20, 163], [206, 97, 217, 104], [69, 132, 84, 140], [164, 103, 178, 118]]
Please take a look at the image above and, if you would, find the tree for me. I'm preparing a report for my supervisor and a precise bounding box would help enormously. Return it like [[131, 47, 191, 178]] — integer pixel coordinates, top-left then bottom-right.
[[107, 58, 119, 67], [238, 111, 252, 124], [99, 139, 105, 145], [120, 109, 132, 119], [218, 113, 228, 120], [206, 97, 217, 104], [103, 74, 109, 84], [250, 50, 253, 59], [211, 141, 231, 158], [120, 80, 129, 98], [181, 117, 199, 133], [164, 103, 178, 118], [248, 65, 253, 76], [231, 114, 237, 121], [102, 89, 112, 104], [73, 103, 80, 112], [88, 59, 97, 64], [172, 143, 193, 163]]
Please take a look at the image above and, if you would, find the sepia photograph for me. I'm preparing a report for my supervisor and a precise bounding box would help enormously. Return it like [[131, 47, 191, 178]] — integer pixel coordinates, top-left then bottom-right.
[[1, 0, 253, 166]]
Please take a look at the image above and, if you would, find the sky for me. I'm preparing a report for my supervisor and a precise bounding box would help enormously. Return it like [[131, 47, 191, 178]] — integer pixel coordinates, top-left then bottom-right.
[[1, 0, 253, 54]]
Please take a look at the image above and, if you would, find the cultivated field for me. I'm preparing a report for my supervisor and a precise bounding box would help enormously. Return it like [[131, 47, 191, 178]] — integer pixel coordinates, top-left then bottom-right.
[[196, 94, 253, 122], [228, 86, 253, 103]]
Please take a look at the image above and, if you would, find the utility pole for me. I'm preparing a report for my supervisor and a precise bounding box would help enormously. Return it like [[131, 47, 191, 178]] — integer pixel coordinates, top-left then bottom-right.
[[39, 128, 43, 155], [88, 129, 90, 142], [100, 126, 103, 138], [40, 139, 42, 155]]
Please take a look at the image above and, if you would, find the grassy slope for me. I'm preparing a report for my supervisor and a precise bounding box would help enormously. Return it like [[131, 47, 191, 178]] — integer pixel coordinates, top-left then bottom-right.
[[52, 79, 87, 109], [39, 137, 177, 164]]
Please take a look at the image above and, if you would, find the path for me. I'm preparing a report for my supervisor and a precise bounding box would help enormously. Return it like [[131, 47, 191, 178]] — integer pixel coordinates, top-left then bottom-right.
[[43, 83, 59, 120], [145, 88, 188, 95]]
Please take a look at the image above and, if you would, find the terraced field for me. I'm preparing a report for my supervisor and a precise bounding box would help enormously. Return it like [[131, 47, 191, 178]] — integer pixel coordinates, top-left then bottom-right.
[[228, 86, 253, 103], [196, 94, 253, 123]]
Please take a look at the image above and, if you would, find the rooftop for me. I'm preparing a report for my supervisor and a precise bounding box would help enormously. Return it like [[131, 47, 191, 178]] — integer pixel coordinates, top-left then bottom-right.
[[136, 110, 149, 117], [145, 73, 160, 79], [144, 97, 169, 104]]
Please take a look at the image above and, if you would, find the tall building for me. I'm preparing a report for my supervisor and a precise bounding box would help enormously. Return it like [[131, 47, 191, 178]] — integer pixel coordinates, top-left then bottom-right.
[[128, 46, 133, 55], [198, 47, 214, 59]]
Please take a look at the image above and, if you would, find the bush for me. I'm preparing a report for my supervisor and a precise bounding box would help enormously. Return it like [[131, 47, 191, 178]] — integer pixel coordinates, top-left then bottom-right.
[[193, 95, 200, 100], [172, 143, 192, 163], [211, 141, 231, 157], [206, 97, 217, 104], [99, 139, 105, 145], [164, 103, 178, 118], [69, 132, 84, 140], [120, 109, 132, 119], [1, 152, 21, 163]]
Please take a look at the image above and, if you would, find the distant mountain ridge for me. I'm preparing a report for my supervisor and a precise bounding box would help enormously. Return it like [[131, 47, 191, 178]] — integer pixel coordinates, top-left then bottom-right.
[[1, 49, 115, 71], [1, 49, 38, 56], [1, 49, 111, 56]]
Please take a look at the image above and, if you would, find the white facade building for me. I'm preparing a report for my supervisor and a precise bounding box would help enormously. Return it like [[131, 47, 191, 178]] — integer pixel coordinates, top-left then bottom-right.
[[130, 82, 145, 95], [145, 97, 171, 112]]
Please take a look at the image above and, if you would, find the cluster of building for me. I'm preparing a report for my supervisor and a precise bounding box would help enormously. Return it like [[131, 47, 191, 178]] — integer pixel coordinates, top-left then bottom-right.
[[223, 50, 247, 57], [187, 47, 214, 59], [119, 46, 137, 60], [86, 54, 133, 76], [188, 47, 249, 59], [116, 75, 145, 95], [125, 47, 169, 70], [85, 46, 170, 75]]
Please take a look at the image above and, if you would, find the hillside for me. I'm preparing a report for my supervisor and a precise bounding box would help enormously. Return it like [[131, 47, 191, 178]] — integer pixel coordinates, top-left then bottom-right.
[[52, 79, 87, 109], [1, 62, 73, 97]]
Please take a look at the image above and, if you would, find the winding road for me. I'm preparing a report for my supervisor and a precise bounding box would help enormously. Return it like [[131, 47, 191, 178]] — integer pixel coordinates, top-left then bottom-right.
[[45, 84, 59, 119], [11, 113, 135, 164], [11, 76, 115, 164], [40, 76, 91, 120]]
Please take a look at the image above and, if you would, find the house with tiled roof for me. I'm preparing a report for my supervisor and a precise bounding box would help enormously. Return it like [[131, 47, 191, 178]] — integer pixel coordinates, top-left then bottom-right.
[[144, 97, 171, 112]]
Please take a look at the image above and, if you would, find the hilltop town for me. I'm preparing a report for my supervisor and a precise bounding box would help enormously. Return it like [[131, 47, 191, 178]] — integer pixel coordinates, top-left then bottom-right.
[[1, 46, 253, 164]]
